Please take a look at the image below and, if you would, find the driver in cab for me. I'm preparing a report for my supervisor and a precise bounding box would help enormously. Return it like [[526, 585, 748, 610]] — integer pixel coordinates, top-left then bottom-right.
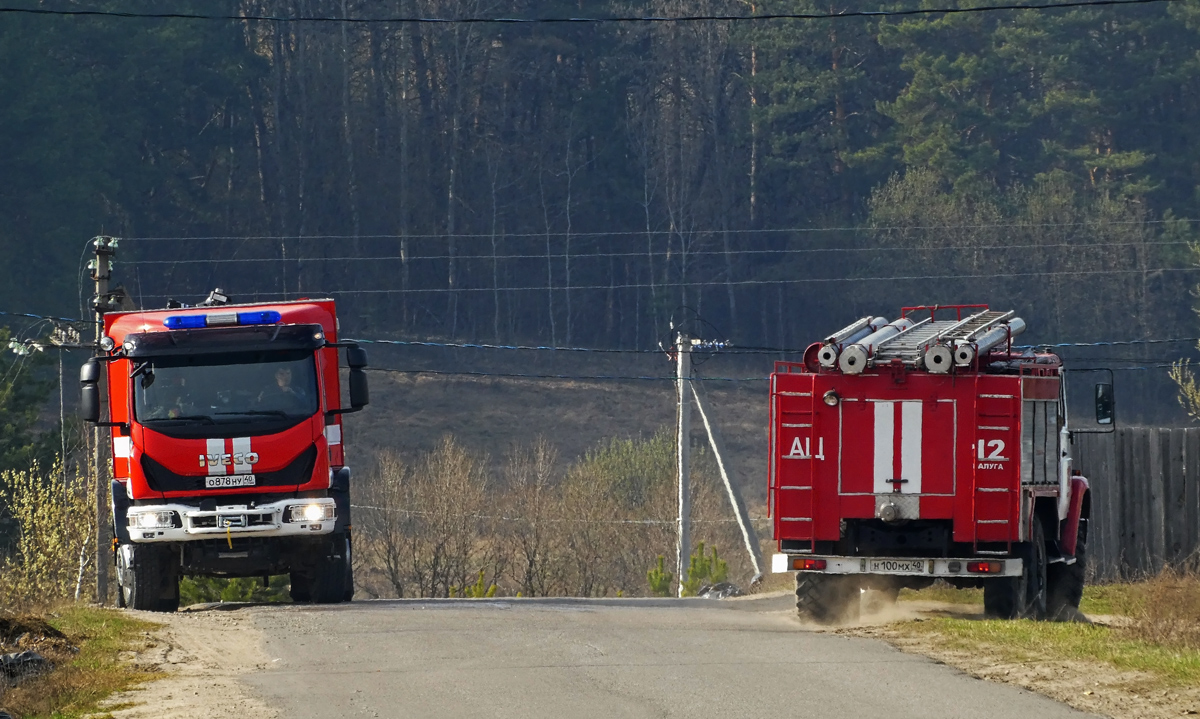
[[259, 367, 309, 414]]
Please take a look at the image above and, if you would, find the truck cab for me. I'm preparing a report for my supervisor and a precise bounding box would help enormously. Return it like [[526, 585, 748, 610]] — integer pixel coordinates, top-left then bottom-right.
[[82, 298, 367, 611], [769, 306, 1091, 622]]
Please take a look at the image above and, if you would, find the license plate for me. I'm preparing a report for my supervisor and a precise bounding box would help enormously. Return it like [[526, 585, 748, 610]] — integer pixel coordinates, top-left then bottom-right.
[[868, 559, 926, 574], [205, 475, 256, 489]]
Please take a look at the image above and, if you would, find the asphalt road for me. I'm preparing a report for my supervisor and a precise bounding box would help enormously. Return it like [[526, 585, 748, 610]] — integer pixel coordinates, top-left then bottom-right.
[[235, 595, 1093, 719]]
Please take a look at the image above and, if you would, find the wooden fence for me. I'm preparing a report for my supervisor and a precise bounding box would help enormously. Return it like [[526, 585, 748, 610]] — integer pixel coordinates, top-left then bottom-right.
[[1073, 428, 1200, 581]]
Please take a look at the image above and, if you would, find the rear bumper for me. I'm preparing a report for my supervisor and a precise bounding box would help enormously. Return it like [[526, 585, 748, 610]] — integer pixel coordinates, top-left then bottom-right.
[[125, 497, 336, 542], [771, 553, 1023, 578]]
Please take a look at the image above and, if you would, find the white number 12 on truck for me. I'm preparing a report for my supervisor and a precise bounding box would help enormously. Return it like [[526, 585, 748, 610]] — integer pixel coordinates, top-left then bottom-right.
[[769, 305, 1103, 622], [81, 296, 368, 611]]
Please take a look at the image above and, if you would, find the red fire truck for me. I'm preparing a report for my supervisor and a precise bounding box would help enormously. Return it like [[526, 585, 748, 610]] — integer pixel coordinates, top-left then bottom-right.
[[769, 306, 1099, 622], [81, 296, 368, 611]]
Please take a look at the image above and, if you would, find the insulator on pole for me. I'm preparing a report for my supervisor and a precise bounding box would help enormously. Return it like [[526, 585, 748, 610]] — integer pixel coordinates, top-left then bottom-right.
[[954, 318, 1026, 366], [838, 317, 915, 374], [818, 316, 887, 368]]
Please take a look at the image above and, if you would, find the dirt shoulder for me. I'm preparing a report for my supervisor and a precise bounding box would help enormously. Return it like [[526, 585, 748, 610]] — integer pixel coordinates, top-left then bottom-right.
[[839, 599, 1200, 719], [93, 607, 277, 719]]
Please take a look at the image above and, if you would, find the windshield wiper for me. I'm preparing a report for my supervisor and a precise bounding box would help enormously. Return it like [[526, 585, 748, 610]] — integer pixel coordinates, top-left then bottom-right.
[[146, 414, 215, 424], [214, 409, 293, 417]]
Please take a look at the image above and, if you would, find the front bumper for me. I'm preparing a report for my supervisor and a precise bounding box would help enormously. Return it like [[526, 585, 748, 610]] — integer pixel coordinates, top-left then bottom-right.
[[126, 497, 336, 542], [771, 553, 1023, 578]]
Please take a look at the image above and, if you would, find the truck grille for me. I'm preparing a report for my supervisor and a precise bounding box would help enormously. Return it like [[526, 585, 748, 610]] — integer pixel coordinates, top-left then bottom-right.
[[141, 445, 318, 493]]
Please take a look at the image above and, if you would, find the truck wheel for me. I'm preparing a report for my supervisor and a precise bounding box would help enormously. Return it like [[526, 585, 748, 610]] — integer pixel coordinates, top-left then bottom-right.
[[118, 543, 180, 613], [292, 534, 349, 604], [288, 571, 312, 603], [1047, 519, 1087, 621], [983, 520, 1048, 620], [342, 536, 355, 602], [795, 573, 860, 624]]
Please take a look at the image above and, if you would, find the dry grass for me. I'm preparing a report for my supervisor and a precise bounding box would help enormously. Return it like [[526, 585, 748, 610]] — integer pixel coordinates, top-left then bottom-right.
[[354, 431, 752, 599], [0, 606, 161, 719], [882, 570, 1200, 690], [1123, 569, 1200, 651]]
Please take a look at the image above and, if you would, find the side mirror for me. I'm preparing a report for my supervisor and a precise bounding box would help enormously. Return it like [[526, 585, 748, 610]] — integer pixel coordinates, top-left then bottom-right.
[[80, 359, 101, 423], [1095, 383, 1114, 425], [346, 346, 367, 369], [349, 368, 369, 409]]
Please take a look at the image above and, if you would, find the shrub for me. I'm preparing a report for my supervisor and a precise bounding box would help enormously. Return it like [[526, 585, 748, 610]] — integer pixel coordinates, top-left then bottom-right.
[[647, 555, 673, 597], [680, 542, 728, 597], [0, 460, 94, 609]]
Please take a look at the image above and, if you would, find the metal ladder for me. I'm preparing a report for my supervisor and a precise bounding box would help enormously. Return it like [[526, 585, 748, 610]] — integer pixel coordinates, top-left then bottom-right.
[[872, 310, 1013, 367]]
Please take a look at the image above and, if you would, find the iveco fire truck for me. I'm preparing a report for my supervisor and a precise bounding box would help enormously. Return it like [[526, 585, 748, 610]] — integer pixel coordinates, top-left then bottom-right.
[[81, 296, 368, 611], [769, 306, 1101, 622]]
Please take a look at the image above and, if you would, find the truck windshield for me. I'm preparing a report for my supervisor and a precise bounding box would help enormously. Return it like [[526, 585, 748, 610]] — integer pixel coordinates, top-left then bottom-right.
[[134, 349, 318, 424]]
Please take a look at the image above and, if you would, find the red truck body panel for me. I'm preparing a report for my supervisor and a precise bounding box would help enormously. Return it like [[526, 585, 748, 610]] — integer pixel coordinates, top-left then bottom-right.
[[769, 338, 1065, 552], [103, 300, 344, 502]]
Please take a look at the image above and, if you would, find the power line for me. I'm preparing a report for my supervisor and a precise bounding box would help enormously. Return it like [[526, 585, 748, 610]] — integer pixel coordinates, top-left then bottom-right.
[[355, 336, 1200, 354], [117, 218, 1200, 241], [121, 240, 1192, 266], [349, 505, 770, 525], [133, 265, 1200, 299], [0, 309, 94, 325], [365, 367, 768, 382], [0, 0, 1178, 24], [366, 364, 1173, 382]]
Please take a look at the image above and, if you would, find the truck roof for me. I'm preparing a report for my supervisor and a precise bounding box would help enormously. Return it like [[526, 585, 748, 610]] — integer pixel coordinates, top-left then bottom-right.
[[104, 298, 338, 343]]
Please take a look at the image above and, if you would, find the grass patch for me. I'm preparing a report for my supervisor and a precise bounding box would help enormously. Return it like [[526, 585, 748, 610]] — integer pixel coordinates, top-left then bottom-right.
[[898, 579, 1153, 616], [900, 617, 1200, 686], [0, 607, 162, 719]]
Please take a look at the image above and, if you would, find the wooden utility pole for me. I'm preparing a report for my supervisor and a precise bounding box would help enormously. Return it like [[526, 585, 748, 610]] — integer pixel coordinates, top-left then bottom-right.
[[90, 236, 117, 604]]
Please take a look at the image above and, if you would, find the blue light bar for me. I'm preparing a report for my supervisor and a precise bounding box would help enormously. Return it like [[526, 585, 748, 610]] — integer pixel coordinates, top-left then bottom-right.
[[237, 310, 282, 325], [163, 315, 207, 329], [162, 310, 282, 330]]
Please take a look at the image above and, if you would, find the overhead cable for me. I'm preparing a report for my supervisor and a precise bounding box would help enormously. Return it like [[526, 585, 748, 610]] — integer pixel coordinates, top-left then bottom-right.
[[133, 265, 1200, 299], [117, 218, 1200, 241], [121, 239, 1194, 265], [0, 0, 1178, 24]]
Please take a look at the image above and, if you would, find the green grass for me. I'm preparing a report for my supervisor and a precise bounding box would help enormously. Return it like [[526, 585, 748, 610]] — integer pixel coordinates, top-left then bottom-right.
[[899, 581, 1146, 616], [0, 607, 162, 719], [900, 617, 1200, 687]]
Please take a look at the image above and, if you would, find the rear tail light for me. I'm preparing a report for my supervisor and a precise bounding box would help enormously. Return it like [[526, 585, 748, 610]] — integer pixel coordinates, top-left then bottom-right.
[[967, 561, 1004, 574], [793, 558, 827, 571]]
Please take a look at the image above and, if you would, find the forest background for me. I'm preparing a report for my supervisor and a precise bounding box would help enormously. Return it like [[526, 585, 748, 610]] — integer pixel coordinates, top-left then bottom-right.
[[4, 0, 1200, 599]]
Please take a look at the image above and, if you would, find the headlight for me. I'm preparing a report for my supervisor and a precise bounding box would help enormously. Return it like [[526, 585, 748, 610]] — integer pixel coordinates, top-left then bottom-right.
[[129, 511, 176, 529], [287, 503, 335, 523]]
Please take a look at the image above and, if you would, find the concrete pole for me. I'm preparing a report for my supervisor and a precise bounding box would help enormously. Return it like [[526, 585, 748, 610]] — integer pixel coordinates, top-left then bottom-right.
[[675, 334, 691, 597]]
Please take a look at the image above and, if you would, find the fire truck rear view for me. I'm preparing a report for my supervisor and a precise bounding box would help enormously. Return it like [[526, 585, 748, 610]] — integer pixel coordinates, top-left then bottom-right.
[[769, 306, 1093, 622]]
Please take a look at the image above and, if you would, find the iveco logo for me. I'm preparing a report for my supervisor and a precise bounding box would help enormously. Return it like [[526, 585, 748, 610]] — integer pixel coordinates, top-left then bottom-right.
[[198, 452, 259, 468]]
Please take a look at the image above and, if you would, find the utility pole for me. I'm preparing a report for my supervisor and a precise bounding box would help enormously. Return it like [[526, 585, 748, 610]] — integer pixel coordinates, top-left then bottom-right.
[[675, 332, 691, 597], [668, 330, 763, 594], [89, 236, 118, 604]]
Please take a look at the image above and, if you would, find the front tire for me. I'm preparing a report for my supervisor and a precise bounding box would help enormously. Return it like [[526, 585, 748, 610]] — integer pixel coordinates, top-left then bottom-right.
[[291, 534, 348, 604], [795, 573, 860, 624], [117, 543, 180, 612], [983, 520, 1047, 619]]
